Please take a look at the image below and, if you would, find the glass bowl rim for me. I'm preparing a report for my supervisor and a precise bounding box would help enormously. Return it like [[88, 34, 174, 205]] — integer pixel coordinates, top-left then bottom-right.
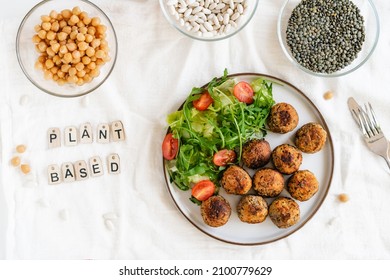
[[15, 0, 118, 98], [277, 0, 380, 78], [159, 0, 260, 42]]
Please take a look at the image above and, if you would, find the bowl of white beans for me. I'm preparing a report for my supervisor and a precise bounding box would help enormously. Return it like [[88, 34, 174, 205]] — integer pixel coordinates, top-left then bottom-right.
[[16, 0, 117, 97], [160, 0, 259, 41]]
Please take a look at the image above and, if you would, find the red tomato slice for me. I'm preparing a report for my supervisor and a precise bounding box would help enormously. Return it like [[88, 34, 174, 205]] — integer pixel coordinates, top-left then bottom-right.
[[191, 180, 216, 201], [213, 149, 236, 166], [162, 133, 179, 160], [233, 81, 254, 104], [193, 91, 213, 111]]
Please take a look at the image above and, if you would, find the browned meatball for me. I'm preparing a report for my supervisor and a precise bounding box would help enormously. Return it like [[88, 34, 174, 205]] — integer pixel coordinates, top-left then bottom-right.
[[269, 197, 300, 228], [295, 122, 327, 153], [237, 195, 268, 224], [271, 144, 302, 174], [287, 170, 319, 201], [242, 139, 271, 169], [201, 195, 231, 227], [267, 103, 299, 133], [253, 168, 285, 197], [220, 165, 252, 195]]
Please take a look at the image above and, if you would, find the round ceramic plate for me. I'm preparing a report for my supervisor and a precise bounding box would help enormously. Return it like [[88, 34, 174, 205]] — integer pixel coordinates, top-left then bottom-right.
[[163, 73, 334, 245]]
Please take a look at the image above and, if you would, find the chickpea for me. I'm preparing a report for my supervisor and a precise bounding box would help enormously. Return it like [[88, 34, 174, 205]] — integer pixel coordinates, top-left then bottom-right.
[[66, 42, 77, 52], [72, 6, 81, 15], [68, 67, 77, 76], [75, 62, 84, 71], [62, 26, 71, 34], [86, 47, 95, 57], [90, 68, 100, 78], [63, 53, 73, 63], [59, 45, 68, 54], [61, 9, 72, 19], [44, 70, 53, 80], [51, 43, 60, 53], [38, 41, 47, 52], [96, 25, 107, 35], [57, 31, 67, 41], [53, 74, 59, 81], [87, 26, 96, 35], [67, 75, 78, 83], [34, 24, 42, 32], [83, 74, 92, 82], [82, 56, 91, 65], [50, 66, 59, 74], [77, 21, 85, 28], [51, 21, 60, 32], [46, 31, 56, 40], [49, 10, 58, 19], [21, 164, 31, 174], [46, 47, 55, 57], [35, 61, 43, 69], [41, 15, 51, 22], [91, 17, 101, 26], [53, 55, 61, 64], [61, 64, 70, 72], [59, 20, 67, 28], [84, 34, 93, 43], [57, 79, 66, 85], [78, 41, 89, 51], [95, 50, 105, 59], [87, 61, 96, 70], [45, 59, 54, 69], [69, 14, 80, 25], [83, 16, 92, 25], [38, 55, 46, 63], [11, 156, 21, 167], [33, 34, 42, 44], [69, 31, 78, 40], [38, 29, 47, 39], [15, 144, 26, 154], [57, 70, 65, 78], [76, 69, 86, 78], [91, 39, 100, 48], [72, 50, 81, 59], [76, 33, 85, 42]]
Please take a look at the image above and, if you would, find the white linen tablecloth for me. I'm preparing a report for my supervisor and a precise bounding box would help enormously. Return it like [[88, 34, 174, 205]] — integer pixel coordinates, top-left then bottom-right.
[[0, 0, 389, 259]]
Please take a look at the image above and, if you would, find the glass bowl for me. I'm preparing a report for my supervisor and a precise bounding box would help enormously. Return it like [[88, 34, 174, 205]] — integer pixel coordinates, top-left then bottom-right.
[[277, 0, 379, 77], [16, 0, 118, 97], [159, 0, 259, 42]]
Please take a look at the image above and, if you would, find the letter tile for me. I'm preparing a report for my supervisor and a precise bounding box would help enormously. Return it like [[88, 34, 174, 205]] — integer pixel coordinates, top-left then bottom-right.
[[79, 123, 93, 144], [89, 156, 103, 177], [48, 164, 62, 185], [74, 160, 89, 181], [97, 123, 110, 143], [48, 128, 61, 149], [111, 121, 125, 142], [61, 162, 76, 183], [64, 126, 78, 146], [107, 153, 120, 174]]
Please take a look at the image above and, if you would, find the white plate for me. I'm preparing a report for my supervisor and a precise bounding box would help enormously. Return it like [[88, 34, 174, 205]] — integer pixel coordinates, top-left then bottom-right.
[[163, 73, 334, 245]]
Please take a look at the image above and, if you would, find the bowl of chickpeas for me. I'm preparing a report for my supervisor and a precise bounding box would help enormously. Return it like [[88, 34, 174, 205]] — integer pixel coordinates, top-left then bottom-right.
[[16, 0, 117, 97]]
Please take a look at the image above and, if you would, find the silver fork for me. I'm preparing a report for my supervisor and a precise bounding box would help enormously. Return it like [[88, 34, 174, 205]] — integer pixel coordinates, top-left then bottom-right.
[[348, 97, 390, 171]]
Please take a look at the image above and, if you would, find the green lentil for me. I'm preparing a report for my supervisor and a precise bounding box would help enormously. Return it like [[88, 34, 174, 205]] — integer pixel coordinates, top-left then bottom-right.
[[286, 0, 365, 74]]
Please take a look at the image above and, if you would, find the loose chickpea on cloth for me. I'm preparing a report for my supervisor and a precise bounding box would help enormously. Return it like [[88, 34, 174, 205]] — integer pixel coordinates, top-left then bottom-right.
[[32, 6, 110, 86]]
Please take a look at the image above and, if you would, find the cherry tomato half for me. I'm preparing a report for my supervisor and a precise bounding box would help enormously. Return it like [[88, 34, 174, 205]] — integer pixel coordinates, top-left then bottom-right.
[[193, 91, 213, 111], [233, 81, 254, 104], [162, 133, 179, 160], [213, 149, 237, 166], [191, 180, 216, 201]]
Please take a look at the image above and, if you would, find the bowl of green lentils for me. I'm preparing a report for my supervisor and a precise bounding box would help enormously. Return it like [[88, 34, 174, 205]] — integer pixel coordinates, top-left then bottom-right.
[[277, 0, 379, 77]]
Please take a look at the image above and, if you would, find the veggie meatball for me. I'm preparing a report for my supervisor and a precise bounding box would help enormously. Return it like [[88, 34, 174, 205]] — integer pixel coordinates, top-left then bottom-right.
[[201, 195, 231, 227], [295, 122, 327, 153], [269, 197, 300, 228], [271, 144, 302, 174], [253, 168, 285, 197], [237, 195, 268, 224], [287, 170, 319, 201], [220, 165, 252, 195], [267, 103, 299, 133], [242, 139, 271, 169]]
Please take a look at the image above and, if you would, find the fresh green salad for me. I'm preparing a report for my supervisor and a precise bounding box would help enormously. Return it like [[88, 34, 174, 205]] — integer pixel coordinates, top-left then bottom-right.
[[163, 70, 275, 201]]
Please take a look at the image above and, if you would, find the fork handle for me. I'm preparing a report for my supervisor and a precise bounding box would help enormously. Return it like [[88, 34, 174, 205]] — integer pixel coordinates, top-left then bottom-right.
[[384, 156, 390, 172]]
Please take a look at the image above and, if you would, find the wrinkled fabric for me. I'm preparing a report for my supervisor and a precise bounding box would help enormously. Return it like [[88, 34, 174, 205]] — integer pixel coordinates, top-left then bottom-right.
[[0, 0, 389, 259]]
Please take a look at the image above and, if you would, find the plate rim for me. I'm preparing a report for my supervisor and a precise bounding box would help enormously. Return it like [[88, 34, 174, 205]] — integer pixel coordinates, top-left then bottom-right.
[[163, 72, 335, 246]]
